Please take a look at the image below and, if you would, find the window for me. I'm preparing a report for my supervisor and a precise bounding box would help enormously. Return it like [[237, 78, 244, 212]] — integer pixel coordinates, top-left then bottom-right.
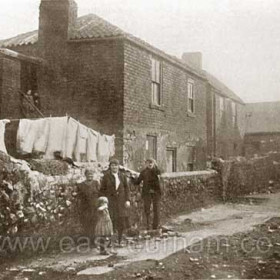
[[219, 96, 225, 119], [187, 146, 195, 171], [166, 148, 177, 173], [231, 101, 237, 125], [20, 61, 38, 93], [220, 96, 225, 112], [187, 79, 194, 113], [146, 135, 157, 160], [151, 57, 161, 106]]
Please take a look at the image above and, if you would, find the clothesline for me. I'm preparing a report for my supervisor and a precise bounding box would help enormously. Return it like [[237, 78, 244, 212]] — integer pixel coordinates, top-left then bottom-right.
[[5, 118, 125, 141]]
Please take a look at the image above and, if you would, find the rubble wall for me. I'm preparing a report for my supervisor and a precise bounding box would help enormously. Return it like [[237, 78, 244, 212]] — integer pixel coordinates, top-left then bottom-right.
[[219, 153, 280, 200], [1, 153, 280, 255]]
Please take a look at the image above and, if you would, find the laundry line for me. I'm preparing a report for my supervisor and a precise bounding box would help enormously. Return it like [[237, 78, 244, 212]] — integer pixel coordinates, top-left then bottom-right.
[[1, 116, 116, 163]]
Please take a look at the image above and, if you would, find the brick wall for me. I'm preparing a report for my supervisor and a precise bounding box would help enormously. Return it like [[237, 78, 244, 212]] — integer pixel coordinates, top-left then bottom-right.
[[0, 58, 2, 116], [214, 92, 245, 159], [206, 86, 216, 157], [123, 41, 207, 172], [5, 40, 125, 159], [55, 40, 124, 159], [11, 44, 39, 58], [0, 56, 22, 118]]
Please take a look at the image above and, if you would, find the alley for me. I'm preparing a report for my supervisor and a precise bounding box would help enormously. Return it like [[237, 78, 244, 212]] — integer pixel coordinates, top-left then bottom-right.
[[1, 192, 280, 279]]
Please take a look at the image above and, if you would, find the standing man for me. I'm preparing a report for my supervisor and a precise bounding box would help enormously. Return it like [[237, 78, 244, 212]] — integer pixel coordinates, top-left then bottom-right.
[[99, 158, 130, 246], [76, 169, 99, 247], [134, 159, 161, 230]]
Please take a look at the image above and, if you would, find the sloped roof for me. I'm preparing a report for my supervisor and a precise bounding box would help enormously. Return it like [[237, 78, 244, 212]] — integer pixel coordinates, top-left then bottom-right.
[[0, 14, 204, 79], [0, 30, 38, 47], [0, 48, 43, 64], [205, 71, 244, 104], [71, 14, 125, 39], [245, 101, 280, 134], [0, 14, 124, 47]]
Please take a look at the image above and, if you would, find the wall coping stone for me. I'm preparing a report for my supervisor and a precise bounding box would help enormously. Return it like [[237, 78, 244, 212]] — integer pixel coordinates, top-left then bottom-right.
[[161, 170, 217, 179]]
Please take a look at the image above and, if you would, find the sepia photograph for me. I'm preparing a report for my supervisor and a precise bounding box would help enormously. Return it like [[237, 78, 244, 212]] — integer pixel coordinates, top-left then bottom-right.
[[0, 0, 280, 279]]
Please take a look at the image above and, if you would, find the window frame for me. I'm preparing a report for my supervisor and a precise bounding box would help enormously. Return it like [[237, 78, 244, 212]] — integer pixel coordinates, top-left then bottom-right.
[[166, 147, 177, 173], [187, 145, 196, 171], [187, 78, 195, 114], [146, 135, 157, 161], [220, 96, 225, 113], [231, 101, 237, 126], [151, 57, 162, 106]]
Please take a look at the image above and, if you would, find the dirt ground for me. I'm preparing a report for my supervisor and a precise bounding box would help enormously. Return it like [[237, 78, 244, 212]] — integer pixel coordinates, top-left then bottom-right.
[[1, 193, 280, 280]]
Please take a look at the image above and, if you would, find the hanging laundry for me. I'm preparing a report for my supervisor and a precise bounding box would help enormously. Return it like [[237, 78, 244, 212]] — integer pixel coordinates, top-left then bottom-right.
[[44, 117, 68, 159], [74, 123, 88, 162], [64, 117, 79, 159], [87, 129, 99, 162], [0, 119, 10, 153], [17, 119, 37, 154], [33, 119, 50, 153], [105, 134, 115, 157], [97, 134, 110, 163]]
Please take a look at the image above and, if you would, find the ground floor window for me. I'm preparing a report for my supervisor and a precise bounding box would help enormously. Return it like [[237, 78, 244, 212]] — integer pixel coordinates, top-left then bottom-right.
[[146, 135, 157, 160], [166, 148, 177, 173], [187, 146, 195, 171]]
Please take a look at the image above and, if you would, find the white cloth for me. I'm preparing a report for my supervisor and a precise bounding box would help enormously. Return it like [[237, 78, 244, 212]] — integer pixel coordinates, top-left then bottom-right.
[[33, 119, 50, 153], [97, 134, 110, 163], [86, 129, 98, 162], [74, 123, 88, 162], [17, 119, 36, 154], [112, 172, 120, 190], [44, 117, 68, 159], [0, 119, 10, 154], [64, 117, 79, 158], [105, 135, 115, 157]]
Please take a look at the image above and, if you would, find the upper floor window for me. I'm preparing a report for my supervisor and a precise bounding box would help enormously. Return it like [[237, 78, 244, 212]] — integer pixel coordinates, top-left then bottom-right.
[[231, 101, 237, 125], [187, 79, 195, 113], [151, 57, 161, 106], [219, 96, 225, 113]]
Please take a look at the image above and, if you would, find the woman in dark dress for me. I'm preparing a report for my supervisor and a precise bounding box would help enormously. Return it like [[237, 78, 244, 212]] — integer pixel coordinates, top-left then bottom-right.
[[99, 159, 130, 246], [76, 169, 99, 246]]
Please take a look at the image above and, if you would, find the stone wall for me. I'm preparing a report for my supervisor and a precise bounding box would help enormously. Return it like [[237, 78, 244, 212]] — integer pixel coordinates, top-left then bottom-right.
[[217, 153, 280, 200], [2, 152, 280, 255], [244, 133, 280, 158]]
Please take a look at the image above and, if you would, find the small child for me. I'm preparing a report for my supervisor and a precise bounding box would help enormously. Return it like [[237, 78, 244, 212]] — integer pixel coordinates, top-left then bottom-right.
[[95, 196, 113, 255]]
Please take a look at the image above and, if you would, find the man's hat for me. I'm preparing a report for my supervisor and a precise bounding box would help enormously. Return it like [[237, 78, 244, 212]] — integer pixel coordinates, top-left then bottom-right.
[[145, 158, 155, 164], [109, 158, 120, 166]]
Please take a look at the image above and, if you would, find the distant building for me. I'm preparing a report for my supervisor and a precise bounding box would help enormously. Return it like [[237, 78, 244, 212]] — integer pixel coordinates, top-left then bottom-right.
[[0, 0, 245, 171], [244, 101, 280, 157]]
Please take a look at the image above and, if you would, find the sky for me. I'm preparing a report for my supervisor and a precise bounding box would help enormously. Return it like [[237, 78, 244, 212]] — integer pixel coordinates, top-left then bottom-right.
[[0, 0, 280, 103]]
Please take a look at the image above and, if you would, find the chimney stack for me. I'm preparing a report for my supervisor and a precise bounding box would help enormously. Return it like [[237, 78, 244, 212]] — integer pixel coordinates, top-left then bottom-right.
[[181, 52, 202, 70], [38, 0, 78, 64]]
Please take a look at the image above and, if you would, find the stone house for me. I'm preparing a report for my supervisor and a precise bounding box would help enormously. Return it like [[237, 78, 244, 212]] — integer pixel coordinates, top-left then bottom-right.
[[244, 102, 280, 157], [0, 0, 244, 171]]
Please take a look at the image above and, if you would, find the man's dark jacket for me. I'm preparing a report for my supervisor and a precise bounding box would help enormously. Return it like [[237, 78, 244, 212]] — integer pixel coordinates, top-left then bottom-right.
[[134, 166, 161, 196]]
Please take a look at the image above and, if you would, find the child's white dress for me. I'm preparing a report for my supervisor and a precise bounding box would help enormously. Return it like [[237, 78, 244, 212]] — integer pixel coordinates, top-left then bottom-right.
[[95, 207, 113, 237]]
